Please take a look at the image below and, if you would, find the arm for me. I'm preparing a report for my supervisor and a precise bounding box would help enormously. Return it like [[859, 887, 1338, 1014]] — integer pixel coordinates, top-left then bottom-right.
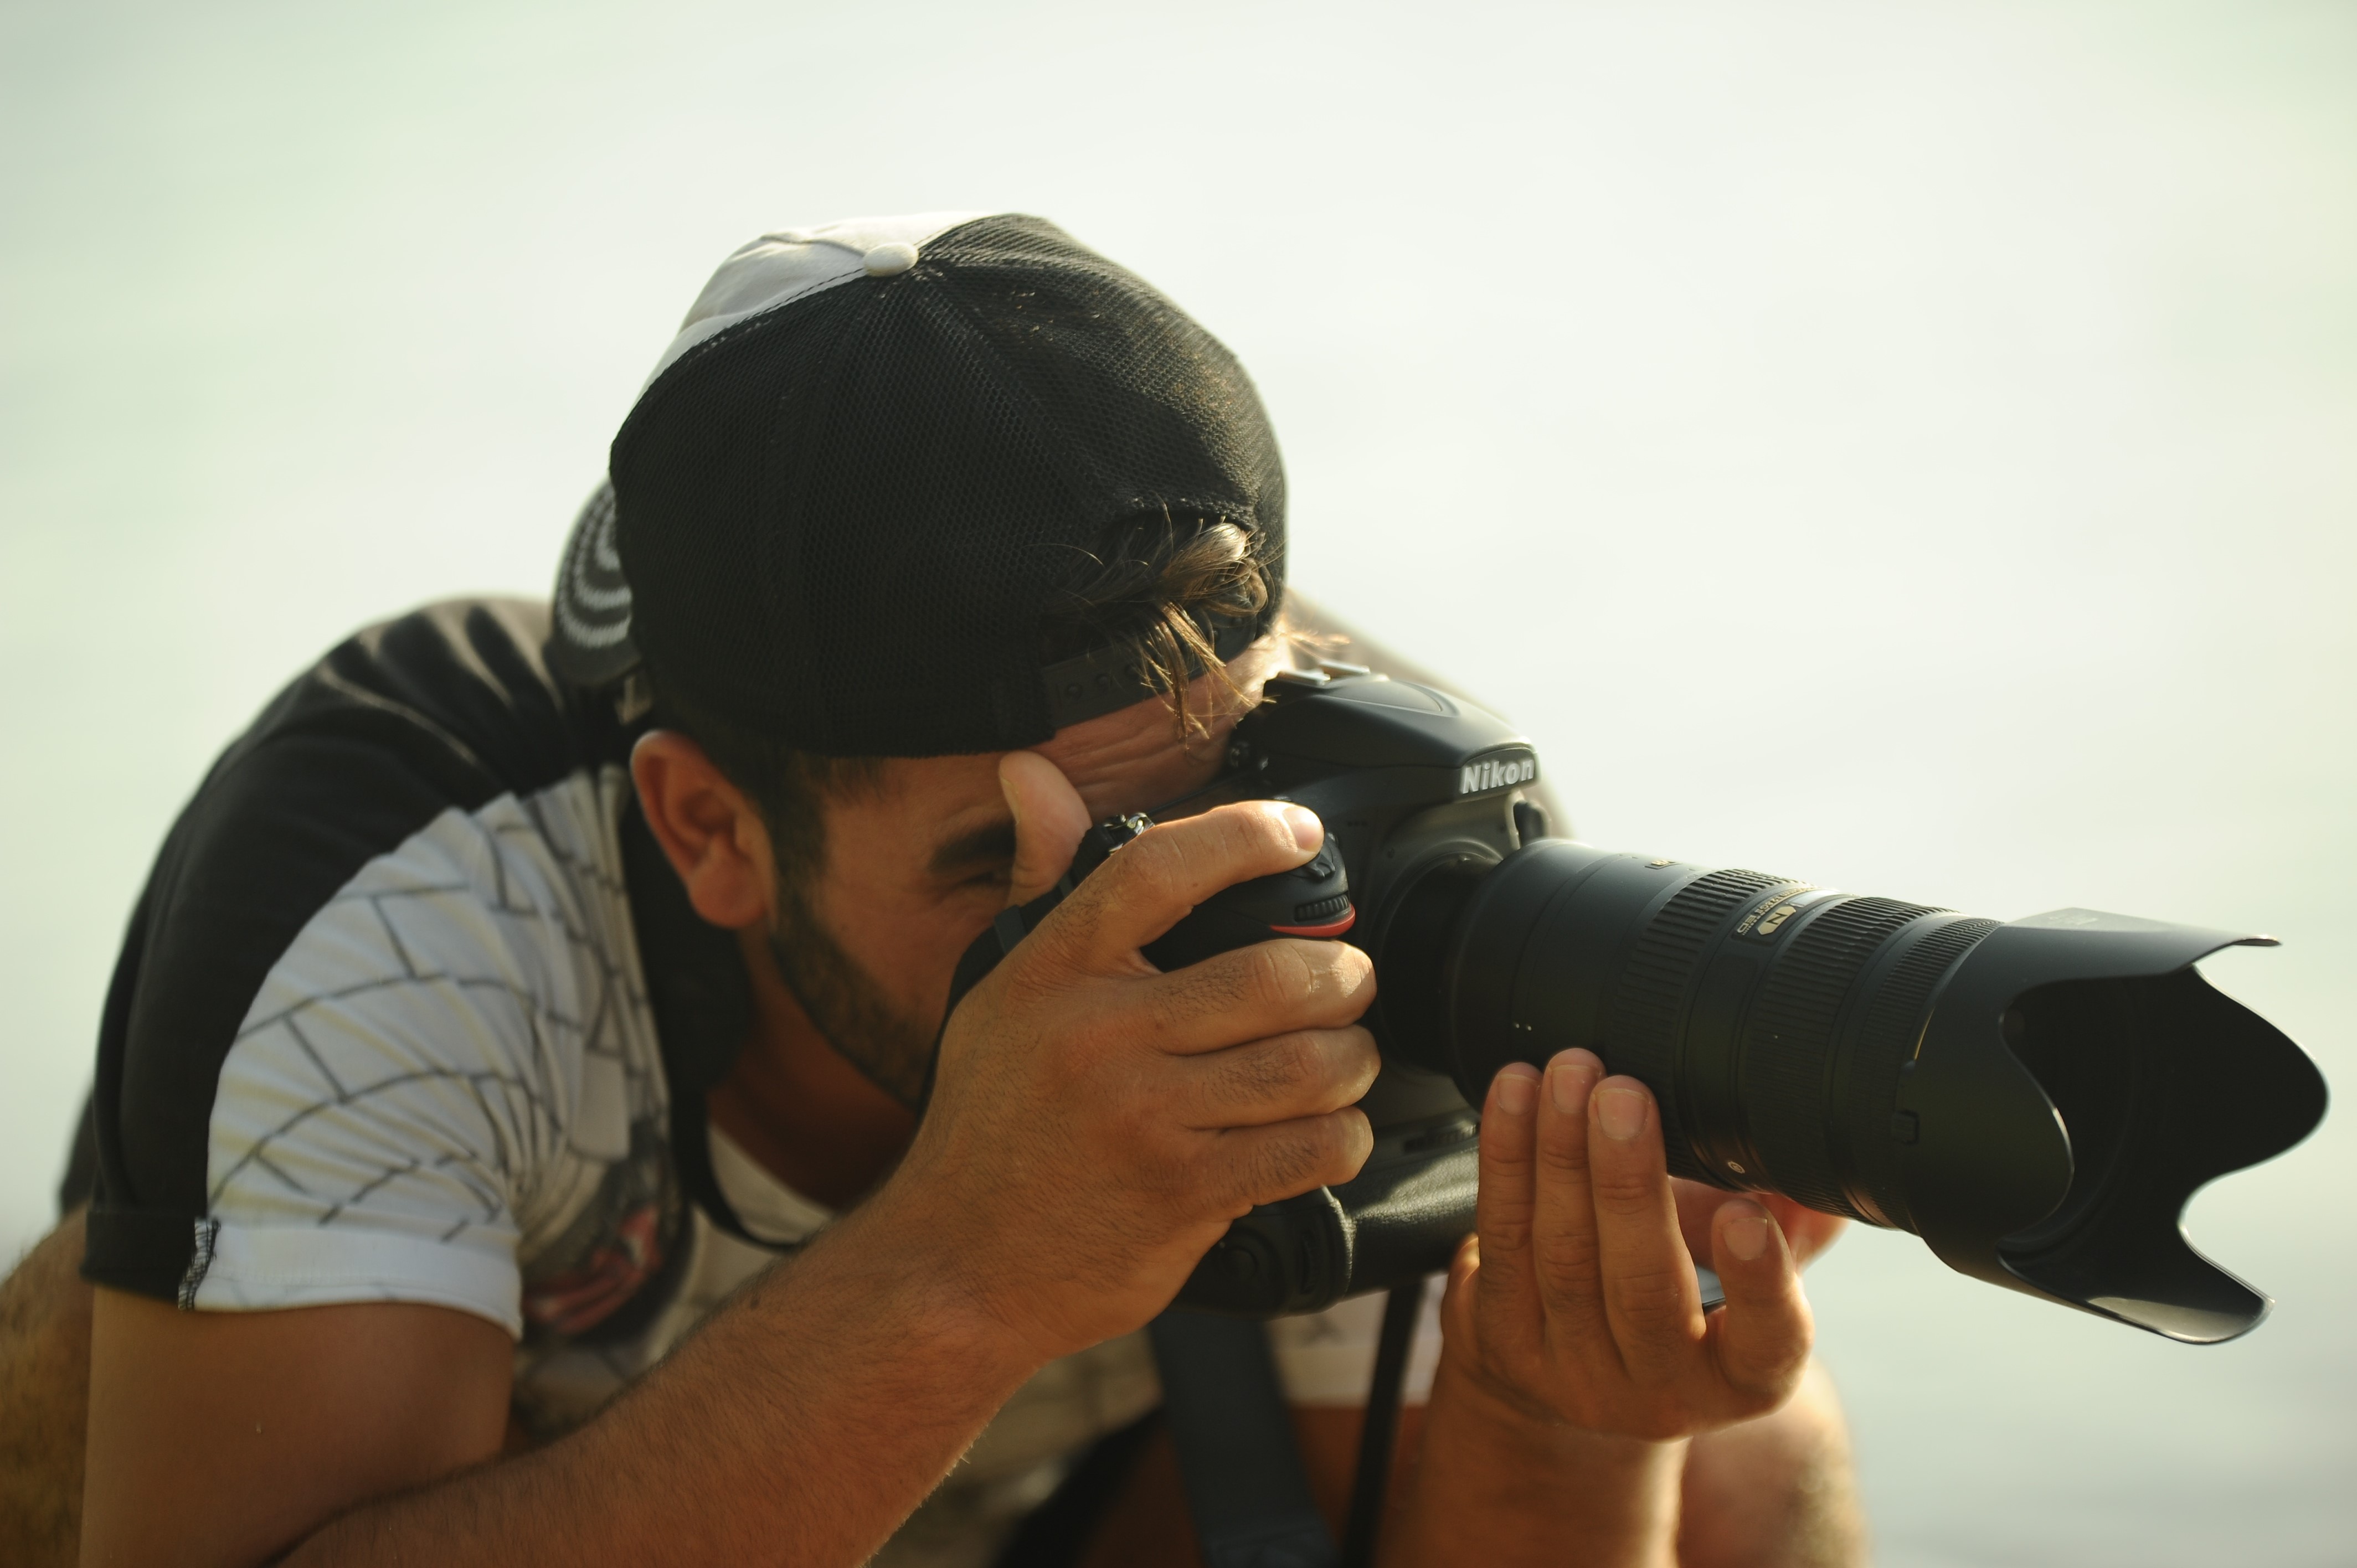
[[80, 795, 1379, 1568], [80, 1193, 1033, 1568], [2, 1209, 92, 1568]]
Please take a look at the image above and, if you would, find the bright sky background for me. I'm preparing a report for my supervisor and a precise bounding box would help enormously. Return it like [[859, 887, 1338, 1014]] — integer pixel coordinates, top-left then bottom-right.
[[4, 3, 2352, 1562]]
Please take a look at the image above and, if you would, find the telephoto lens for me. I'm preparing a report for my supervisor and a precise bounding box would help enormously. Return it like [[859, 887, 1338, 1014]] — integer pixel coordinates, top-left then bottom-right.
[[1372, 844, 2327, 1343]]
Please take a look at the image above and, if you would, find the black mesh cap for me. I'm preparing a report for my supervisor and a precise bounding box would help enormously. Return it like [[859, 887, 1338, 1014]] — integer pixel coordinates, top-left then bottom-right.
[[577, 211, 1286, 756]]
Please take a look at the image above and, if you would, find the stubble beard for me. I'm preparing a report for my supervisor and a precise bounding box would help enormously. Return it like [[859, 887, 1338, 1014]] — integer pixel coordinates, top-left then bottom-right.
[[763, 884, 938, 1109]]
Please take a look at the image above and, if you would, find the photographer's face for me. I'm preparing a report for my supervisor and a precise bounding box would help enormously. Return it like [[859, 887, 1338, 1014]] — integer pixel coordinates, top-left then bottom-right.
[[772, 643, 1284, 1103]]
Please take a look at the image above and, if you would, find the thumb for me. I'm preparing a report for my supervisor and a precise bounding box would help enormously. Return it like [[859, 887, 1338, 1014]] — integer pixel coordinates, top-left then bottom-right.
[[1000, 750, 1092, 906], [1704, 1199, 1813, 1415]]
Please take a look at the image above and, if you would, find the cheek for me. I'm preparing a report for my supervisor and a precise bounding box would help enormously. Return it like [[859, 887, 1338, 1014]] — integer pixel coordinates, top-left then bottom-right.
[[813, 876, 1004, 1020]]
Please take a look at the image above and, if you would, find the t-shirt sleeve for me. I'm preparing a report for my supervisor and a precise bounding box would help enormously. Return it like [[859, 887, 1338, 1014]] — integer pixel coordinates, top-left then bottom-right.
[[187, 802, 608, 1337], [79, 601, 663, 1333]]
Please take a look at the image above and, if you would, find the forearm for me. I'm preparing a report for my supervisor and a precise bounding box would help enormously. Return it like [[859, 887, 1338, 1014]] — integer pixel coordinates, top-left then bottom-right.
[[1380, 1354, 1686, 1568], [1677, 1361, 1866, 1568], [286, 1190, 1041, 1567], [1, 1209, 92, 1567]]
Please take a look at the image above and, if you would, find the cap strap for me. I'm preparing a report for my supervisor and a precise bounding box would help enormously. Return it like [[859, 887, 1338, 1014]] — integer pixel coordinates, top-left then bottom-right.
[[1040, 615, 1263, 730]]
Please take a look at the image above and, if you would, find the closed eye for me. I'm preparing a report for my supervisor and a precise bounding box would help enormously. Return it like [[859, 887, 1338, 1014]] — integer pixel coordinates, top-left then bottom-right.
[[928, 819, 1017, 886]]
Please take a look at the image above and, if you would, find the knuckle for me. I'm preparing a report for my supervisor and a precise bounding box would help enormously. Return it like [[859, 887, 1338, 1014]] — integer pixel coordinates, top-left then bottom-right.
[[1243, 943, 1309, 1012], [1481, 1205, 1534, 1256], [1115, 823, 1188, 890], [1145, 960, 1241, 1034], [1291, 939, 1373, 1012], [1222, 1033, 1317, 1101], [1722, 1327, 1815, 1404], [1536, 1232, 1604, 1299], [1536, 1128, 1591, 1180], [1335, 1108, 1375, 1177], [1167, 943, 1307, 1028], [1221, 802, 1294, 862], [1250, 1130, 1320, 1194], [1254, 1030, 1371, 1110], [1334, 1029, 1381, 1100], [1591, 1164, 1660, 1219], [1611, 1265, 1693, 1331], [1243, 1114, 1357, 1198], [1481, 1135, 1536, 1183], [1092, 829, 1195, 925]]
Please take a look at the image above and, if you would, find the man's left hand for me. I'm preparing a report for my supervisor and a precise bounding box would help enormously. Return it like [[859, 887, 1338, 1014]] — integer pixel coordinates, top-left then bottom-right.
[[1440, 1049, 1839, 1442]]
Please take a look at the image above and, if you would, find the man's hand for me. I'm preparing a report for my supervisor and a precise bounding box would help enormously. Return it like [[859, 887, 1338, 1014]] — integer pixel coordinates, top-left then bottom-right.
[[1444, 1049, 1817, 1441], [886, 754, 1381, 1361], [1381, 1050, 1848, 1567]]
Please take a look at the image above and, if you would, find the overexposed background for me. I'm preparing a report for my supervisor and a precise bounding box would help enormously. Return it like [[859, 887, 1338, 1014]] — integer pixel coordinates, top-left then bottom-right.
[[3, 2, 2350, 1562]]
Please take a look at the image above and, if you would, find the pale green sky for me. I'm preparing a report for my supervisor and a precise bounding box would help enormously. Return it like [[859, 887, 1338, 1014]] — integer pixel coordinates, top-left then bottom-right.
[[4, 3, 2352, 1561]]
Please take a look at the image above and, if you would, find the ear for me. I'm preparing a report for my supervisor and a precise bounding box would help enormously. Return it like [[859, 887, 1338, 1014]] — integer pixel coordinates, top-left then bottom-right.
[[630, 731, 773, 930]]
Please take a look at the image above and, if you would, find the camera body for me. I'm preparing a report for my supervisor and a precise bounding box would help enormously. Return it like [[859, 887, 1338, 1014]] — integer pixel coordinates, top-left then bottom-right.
[[947, 662, 1540, 1316]]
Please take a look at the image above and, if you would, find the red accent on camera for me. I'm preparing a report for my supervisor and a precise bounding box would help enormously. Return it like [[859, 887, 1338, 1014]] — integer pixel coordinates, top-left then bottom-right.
[[1270, 907, 1358, 939]]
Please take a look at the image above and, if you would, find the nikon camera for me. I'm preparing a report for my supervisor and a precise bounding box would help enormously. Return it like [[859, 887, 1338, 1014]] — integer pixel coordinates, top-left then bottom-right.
[[946, 663, 2326, 1344]]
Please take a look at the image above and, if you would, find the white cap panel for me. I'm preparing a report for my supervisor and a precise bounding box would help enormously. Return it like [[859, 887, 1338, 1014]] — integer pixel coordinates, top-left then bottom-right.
[[644, 210, 995, 387]]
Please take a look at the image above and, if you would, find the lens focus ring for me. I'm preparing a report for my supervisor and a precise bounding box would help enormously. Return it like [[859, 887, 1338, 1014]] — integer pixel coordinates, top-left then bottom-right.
[[1740, 896, 1945, 1215], [1607, 868, 1786, 1182]]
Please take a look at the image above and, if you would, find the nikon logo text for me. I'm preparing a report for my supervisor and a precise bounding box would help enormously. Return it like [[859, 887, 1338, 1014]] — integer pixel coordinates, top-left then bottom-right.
[[1459, 754, 1538, 795]]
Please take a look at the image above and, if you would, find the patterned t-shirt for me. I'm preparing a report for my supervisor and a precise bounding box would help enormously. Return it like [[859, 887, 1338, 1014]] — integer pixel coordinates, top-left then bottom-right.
[[80, 596, 1441, 1566]]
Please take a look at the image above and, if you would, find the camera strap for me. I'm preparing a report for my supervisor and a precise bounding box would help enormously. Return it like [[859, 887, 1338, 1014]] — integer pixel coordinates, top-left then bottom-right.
[[1149, 1309, 1336, 1568]]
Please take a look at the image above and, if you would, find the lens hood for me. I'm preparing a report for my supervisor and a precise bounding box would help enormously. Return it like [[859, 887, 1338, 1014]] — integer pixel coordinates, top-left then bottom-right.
[[1905, 910, 2325, 1342]]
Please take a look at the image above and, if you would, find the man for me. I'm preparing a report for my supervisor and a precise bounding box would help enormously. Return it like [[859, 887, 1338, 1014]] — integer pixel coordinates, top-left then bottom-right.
[[6, 212, 1864, 1566]]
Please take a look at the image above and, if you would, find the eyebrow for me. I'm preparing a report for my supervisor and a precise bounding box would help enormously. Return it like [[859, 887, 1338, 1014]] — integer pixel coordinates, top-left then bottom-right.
[[928, 818, 1017, 878]]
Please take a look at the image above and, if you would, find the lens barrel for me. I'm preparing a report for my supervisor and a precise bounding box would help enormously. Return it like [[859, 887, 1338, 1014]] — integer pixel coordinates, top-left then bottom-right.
[[1410, 843, 1988, 1224], [1376, 840, 2327, 1343]]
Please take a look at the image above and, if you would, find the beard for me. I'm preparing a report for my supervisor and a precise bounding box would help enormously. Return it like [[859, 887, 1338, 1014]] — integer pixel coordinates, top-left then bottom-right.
[[764, 887, 938, 1108]]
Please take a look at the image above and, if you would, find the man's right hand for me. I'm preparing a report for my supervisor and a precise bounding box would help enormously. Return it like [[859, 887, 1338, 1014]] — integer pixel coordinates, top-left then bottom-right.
[[886, 753, 1381, 1363]]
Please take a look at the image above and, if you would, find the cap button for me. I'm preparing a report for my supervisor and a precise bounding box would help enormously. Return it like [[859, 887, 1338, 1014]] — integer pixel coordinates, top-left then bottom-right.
[[862, 242, 919, 277]]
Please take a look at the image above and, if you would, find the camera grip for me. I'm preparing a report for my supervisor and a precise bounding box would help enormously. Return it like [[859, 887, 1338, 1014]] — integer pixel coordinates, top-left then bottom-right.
[[938, 809, 1355, 1021], [932, 811, 1459, 1318]]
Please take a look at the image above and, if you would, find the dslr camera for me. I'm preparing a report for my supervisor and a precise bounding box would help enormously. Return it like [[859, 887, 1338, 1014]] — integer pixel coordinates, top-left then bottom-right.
[[950, 662, 2326, 1343]]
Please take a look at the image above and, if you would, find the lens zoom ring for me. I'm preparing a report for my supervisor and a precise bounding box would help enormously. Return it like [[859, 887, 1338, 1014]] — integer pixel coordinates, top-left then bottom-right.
[[1846, 916, 2000, 1227], [1608, 868, 1785, 1176], [1741, 896, 1943, 1215]]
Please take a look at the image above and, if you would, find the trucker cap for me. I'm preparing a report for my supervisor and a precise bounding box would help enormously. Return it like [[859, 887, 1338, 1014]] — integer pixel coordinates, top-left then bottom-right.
[[548, 211, 1287, 756]]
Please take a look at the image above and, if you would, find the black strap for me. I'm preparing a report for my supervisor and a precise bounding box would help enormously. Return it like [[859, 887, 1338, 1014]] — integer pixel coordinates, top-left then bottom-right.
[[1041, 611, 1268, 730], [1149, 1311, 1337, 1568], [618, 799, 782, 1251], [1338, 1280, 1423, 1568]]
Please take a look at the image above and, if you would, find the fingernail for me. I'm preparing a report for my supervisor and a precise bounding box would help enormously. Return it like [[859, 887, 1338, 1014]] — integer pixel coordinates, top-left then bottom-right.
[[1595, 1085, 1646, 1141], [1725, 1208, 1773, 1262], [1278, 804, 1322, 853], [1548, 1059, 1590, 1115], [1494, 1066, 1538, 1116]]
